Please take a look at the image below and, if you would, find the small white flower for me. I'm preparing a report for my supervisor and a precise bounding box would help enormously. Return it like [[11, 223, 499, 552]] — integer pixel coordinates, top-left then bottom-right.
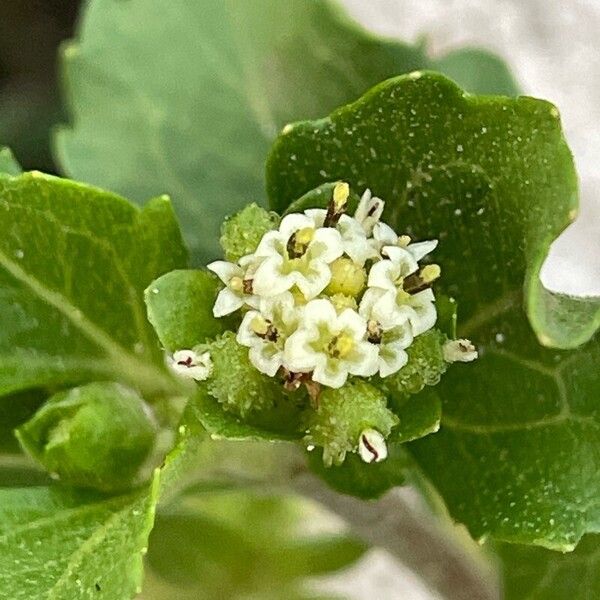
[[362, 287, 437, 337], [305, 209, 378, 266], [237, 292, 300, 376], [167, 349, 212, 381], [443, 339, 478, 363], [252, 213, 343, 299], [372, 222, 438, 261], [359, 291, 413, 377], [284, 298, 378, 388], [354, 189, 384, 235], [207, 258, 261, 317], [358, 429, 388, 463], [367, 245, 419, 291]]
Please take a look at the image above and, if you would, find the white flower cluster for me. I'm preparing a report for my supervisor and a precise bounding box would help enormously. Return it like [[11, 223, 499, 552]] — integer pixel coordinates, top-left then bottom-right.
[[206, 183, 440, 389]]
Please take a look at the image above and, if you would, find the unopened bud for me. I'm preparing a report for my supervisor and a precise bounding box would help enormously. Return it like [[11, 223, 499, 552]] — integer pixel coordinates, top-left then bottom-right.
[[325, 257, 366, 297], [443, 339, 478, 363], [358, 429, 388, 464]]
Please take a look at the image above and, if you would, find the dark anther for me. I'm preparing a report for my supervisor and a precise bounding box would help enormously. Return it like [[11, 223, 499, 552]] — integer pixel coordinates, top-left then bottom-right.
[[243, 278, 253, 294]]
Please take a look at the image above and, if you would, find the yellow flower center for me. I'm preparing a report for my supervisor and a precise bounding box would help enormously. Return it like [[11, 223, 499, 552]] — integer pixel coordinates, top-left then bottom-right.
[[327, 332, 354, 359]]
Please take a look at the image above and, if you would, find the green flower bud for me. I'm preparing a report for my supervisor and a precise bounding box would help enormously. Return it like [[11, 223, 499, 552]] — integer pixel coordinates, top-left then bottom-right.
[[220, 203, 280, 262], [206, 331, 283, 417], [325, 257, 366, 297], [305, 380, 398, 467], [16, 382, 159, 492], [374, 329, 448, 399]]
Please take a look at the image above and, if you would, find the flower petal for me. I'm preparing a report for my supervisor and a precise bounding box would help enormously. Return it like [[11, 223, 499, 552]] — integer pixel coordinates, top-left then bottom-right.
[[313, 360, 348, 388], [407, 239, 438, 261], [304, 208, 326, 227], [367, 259, 399, 291], [378, 343, 408, 377], [382, 246, 419, 276], [347, 341, 379, 377], [311, 227, 344, 263], [252, 256, 295, 296], [279, 213, 314, 238], [236, 310, 260, 347], [408, 289, 437, 336], [302, 298, 338, 330], [213, 288, 244, 317], [372, 222, 398, 246], [206, 260, 242, 284], [254, 230, 284, 258], [284, 330, 319, 372], [295, 261, 331, 299], [337, 307, 367, 340], [249, 344, 282, 377]]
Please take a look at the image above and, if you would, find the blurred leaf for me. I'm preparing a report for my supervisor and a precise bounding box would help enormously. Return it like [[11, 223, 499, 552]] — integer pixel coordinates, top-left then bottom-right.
[[0, 172, 187, 398], [498, 535, 600, 599], [433, 48, 520, 96], [144, 490, 365, 599], [266, 72, 600, 548], [0, 147, 21, 175], [56, 0, 518, 260]]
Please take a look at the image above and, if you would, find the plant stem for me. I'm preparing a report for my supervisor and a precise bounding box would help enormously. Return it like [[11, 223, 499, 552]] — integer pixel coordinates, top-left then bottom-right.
[[290, 470, 500, 600]]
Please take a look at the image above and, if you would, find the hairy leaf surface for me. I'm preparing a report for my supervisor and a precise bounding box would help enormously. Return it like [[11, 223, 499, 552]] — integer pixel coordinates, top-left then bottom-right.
[[0, 172, 187, 397], [266, 72, 600, 548]]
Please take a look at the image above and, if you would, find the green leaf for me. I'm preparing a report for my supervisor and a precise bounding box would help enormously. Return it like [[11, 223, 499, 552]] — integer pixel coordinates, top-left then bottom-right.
[[56, 0, 518, 260], [0, 172, 187, 398], [0, 390, 44, 453], [498, 535, 600, 599], [390, 387, 441, 444], [307, 442, 410, 500], [191, 386, 302, 442], [0, 471, 160, 600], [0, 147, 22, 176], [265, 72, 600, 547], [145, 269, 225, 352], [144, 490, 365, 599]]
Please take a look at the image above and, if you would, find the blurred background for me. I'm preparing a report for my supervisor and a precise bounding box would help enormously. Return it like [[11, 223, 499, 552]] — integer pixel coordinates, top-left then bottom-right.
[[1, 1, 598, 598]]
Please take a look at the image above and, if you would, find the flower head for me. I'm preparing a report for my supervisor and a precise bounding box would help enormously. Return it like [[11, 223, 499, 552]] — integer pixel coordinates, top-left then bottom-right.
[[237, 292, 300, 376], [251, 213, 344, 300], [207, 257, 261, 317], [284, 298, 378, 388]]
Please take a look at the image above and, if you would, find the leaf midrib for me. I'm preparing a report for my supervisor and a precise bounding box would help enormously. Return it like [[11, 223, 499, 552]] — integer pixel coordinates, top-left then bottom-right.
[[0, 247, 175, 395]]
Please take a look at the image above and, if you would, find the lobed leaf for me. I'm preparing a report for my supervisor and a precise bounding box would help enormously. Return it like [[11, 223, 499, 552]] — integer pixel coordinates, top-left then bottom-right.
[[265, 72, 600, 548]]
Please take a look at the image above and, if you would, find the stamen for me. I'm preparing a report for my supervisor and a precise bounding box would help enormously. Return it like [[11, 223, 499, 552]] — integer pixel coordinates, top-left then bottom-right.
[[229, 276, 243, 292], [366, 320, 383, 344], [287, 227, 315, 258], [324, 181, 349, 226], [397, 235, 411, 247], [403, 264, 441, 294], [242, 278, 253, 294]]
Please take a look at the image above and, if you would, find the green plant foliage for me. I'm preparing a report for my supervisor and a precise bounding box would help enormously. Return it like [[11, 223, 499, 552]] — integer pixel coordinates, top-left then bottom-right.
[[307, 441, 410, 500], [498, 535, 600, 599], [145, 269, 225, 352], [0, 147, 22, 176], [56, 0, 518, 260], [266, 72, 600, 548], [17, 382, 159, 492], [144, 491, 366, 599], [0, 472, 160, 600], [0, 172, 187, 398]]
